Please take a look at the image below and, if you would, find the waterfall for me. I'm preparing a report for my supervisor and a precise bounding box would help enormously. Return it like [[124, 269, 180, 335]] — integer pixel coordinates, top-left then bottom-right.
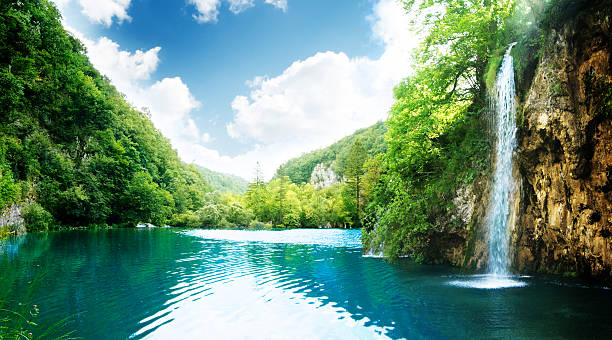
[[487, 43, 517, 277], [448, 43, 526, 288]]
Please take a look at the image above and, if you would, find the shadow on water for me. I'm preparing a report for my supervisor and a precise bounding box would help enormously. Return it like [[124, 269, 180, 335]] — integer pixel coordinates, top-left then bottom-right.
[[1, 228, 611, 339]]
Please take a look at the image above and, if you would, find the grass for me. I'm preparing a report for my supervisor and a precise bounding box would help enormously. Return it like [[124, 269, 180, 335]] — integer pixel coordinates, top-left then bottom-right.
[[0, 270, 77, 339]]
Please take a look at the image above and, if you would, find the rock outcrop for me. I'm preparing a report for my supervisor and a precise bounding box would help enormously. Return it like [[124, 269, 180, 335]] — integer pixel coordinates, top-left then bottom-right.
[[0, 203, 27, 235], [512, 5, 611, 281], [309, 163, 340, 189]]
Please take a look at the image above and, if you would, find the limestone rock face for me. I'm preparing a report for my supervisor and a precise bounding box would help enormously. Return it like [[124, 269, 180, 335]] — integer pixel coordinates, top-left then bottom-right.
[[426, 176, 490, 269], [512, 6, 611, 281], [0, 203, 27, 235], [309, 163, 339, 189]]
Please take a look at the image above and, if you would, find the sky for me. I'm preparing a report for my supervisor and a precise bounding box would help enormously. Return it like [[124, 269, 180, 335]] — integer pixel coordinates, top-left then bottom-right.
[[51, 0, 418, 181]]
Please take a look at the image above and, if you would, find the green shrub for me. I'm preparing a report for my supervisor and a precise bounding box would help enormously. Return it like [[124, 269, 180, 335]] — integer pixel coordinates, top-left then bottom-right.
[[249, 221, 266, 229], [22, 203, 55, 232], [226, 203, 253, 227], [197, 204, 222, 227], [171, 211, 200, 227], [0, 170, 18, 209]]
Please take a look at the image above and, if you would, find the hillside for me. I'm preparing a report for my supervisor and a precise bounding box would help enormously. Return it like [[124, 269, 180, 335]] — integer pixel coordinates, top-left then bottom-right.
[[0, 0, 210, 231], [275, 121, 387, 184], [195, 165, 249, 194]]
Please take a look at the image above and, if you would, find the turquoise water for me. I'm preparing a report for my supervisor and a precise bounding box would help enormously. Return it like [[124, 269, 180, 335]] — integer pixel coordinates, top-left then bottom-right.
[[1, 228, 611, 339]]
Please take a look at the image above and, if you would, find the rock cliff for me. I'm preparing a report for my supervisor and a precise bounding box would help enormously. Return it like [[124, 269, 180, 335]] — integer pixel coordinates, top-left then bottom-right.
[[512, 4, 611, 281]]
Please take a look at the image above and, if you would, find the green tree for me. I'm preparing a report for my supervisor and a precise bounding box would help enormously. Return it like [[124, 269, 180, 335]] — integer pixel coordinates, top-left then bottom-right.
[[362, 0, 516, 260], [197, 204, 222, 227], [122, 172, 174, 226], [343, 139, 367, 226], [0, 0, 213, 229], [244, 162, 269, 222], [277, 169, 288, 226]]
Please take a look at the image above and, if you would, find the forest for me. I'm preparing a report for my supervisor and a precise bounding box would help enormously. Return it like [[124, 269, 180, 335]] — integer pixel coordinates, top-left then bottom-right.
[[0, 0, 211, 233]]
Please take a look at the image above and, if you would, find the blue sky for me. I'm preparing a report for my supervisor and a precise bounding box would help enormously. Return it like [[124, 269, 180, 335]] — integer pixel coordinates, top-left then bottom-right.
[[53, 0, 416, 180]]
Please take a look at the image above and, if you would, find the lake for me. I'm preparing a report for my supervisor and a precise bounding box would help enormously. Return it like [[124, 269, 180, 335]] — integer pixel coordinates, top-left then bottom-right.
[[1, 228, 611, 339]]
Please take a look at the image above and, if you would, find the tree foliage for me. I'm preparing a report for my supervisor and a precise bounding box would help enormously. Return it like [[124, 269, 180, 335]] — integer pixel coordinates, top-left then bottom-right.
[[275, 122, 387, 184], [0, 0, 211, 229], [362, 0, 517, 261], [195, 165, 249, 194]]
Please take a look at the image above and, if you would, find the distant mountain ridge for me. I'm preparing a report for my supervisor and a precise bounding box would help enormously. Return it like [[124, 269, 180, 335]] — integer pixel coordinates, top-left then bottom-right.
[[275, 122, 387, 184], [195, 165, 249, 194]]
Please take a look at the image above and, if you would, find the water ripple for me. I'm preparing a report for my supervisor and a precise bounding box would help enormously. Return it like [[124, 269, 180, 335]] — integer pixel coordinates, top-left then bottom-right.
[[130, 229, 390, 339]]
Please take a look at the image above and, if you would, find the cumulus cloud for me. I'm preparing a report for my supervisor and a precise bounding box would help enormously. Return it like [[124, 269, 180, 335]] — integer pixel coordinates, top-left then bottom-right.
[[136, 78, 203, 144], [219, 0, 416, 178], [53, 0, 132, 26], [188, 0, 287, 23], [188, 0, 221, 23], [226, 51, 388, 145], [84, 37, 161, 90], [264, 0, 287, 11]]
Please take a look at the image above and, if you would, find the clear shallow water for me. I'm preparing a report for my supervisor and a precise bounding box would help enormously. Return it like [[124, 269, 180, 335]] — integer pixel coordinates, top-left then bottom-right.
[[1, 229, 611, 339]]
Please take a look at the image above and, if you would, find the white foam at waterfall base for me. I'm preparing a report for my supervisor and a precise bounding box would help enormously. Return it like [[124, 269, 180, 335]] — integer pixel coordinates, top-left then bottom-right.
[[448, 274, 527, 289]]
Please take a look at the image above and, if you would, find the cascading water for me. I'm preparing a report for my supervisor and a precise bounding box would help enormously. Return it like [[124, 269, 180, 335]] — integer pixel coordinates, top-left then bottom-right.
[[448, 43, 526, 289], [487, 42, 517, 277]]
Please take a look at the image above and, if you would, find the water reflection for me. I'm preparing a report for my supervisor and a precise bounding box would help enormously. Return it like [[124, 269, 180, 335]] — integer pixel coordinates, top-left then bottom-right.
[[132, 229, 391, 339]]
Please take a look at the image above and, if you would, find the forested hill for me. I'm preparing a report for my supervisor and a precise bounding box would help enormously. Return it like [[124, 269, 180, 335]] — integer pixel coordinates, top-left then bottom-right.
[[0, 0, 211, 231], [275, 121, 387, 184], [195, 165, 249, 194]]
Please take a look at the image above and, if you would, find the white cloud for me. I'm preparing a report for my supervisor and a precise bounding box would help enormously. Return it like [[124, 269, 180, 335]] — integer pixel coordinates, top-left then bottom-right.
[[188, 0, 221, 23], [228, 0, 255, 14], [226, 51, 391, 145], [264, 0, 287, 11], [136, 78, 203, 144], [53, 0, 132, 26], [175, 140, 301, 181], [188, 0, 287, 23], [218, 0, 416, 178], [201, 133, 214, 143], [56, 0, 416, 181], [85, 37, 161, 90]]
